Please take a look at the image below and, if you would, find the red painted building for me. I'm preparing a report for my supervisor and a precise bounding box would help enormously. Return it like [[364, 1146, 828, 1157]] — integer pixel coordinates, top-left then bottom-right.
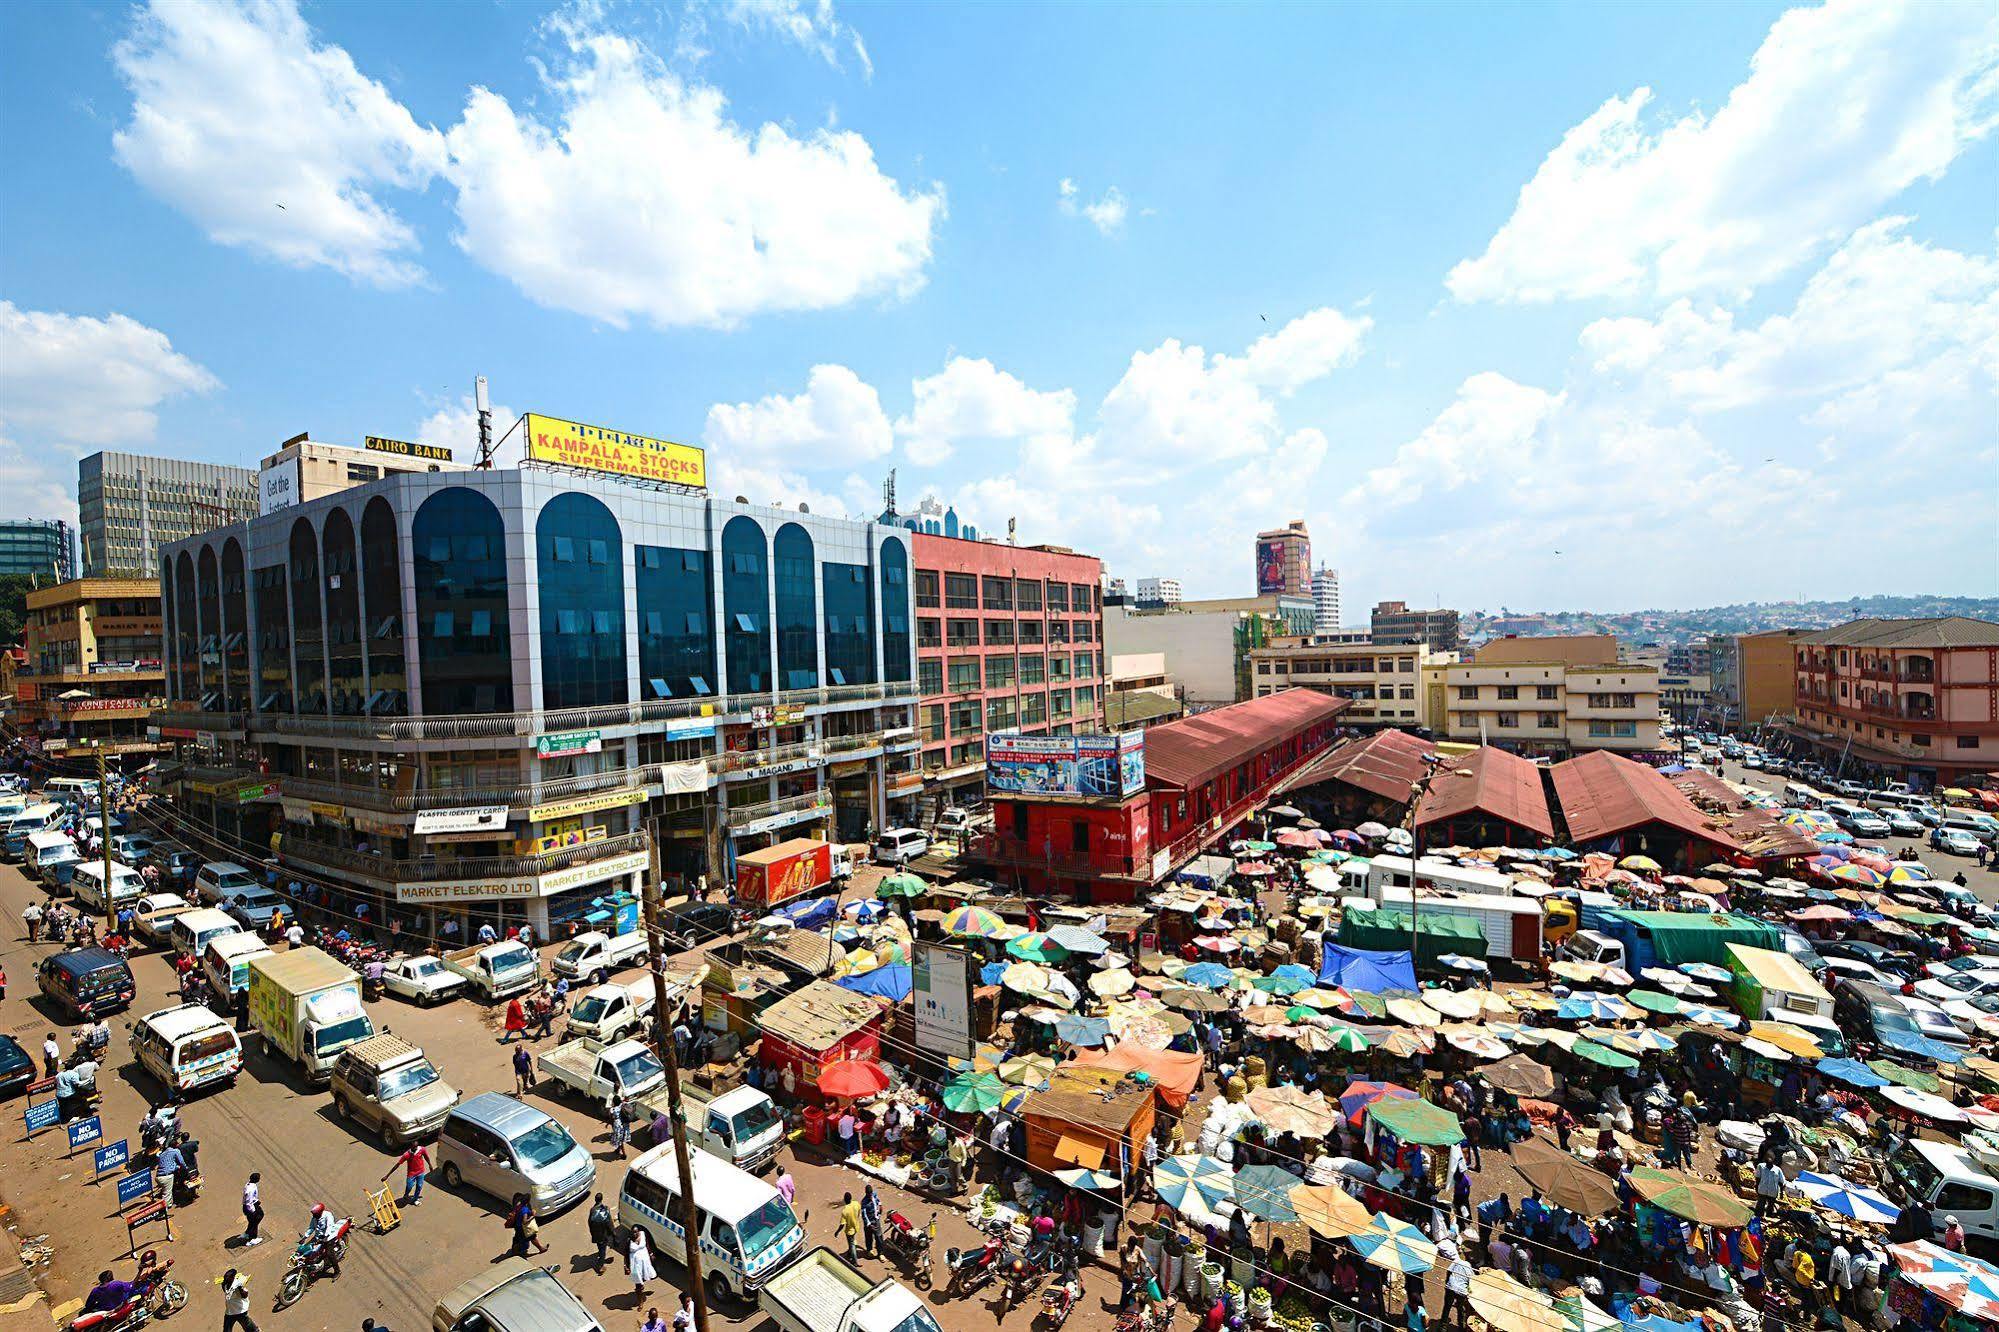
[[974, 689, 1349, 902], [909, 533, 1106, 822]]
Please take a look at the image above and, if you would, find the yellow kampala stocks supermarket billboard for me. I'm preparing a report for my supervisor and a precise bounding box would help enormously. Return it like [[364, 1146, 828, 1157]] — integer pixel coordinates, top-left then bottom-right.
[[524, 413, 707, 489]]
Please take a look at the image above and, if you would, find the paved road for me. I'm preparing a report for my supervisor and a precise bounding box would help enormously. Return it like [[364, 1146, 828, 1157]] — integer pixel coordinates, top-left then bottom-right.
[[0, 863, 1103, 1332]]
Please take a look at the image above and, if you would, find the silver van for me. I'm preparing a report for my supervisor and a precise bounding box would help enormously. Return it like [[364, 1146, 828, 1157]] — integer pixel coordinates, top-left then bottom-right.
[[436, 1092, 594, 1218]]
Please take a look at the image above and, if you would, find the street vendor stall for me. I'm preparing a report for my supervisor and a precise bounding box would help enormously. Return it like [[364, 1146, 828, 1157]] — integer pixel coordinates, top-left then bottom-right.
[[1021, 1066, 1156, 1180], [757, 978, 885, 1091]]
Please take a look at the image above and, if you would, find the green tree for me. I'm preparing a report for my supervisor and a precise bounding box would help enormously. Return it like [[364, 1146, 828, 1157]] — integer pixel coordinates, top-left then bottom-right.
[[0, 574, 36, 647]]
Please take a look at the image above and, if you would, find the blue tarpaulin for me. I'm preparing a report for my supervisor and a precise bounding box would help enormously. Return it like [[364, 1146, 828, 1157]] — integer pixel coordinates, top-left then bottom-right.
[[980, 961, 1008, 986], [836, 964, 912, 1002], [1318, 942, 1418, 993], [1878, 1028, 1966, 1064], [776, 896, 838, 930]]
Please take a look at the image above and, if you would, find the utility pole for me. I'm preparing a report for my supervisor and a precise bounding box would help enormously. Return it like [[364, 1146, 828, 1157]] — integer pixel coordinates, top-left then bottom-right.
[[475, 376, 495, 470], [639, 822, 712, 1332], [96, 745, 116, 936]]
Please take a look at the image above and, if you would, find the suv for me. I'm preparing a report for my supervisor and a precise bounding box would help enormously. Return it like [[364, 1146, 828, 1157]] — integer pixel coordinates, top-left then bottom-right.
[[195, 861, 260, 905], [873, 827, 931, 865], [935, 807, 992, 839], [656, 902, 731, 950]]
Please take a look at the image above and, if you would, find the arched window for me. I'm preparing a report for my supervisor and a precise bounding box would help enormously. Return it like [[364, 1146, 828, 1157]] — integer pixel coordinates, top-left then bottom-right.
[[823, 559, 875, 687], [252, 559, 290, 714], [360, 498, 405, 716], [637, 546, 714, 700], [773, 523, 818, 691], [413, 488, 513, 715], [196, 546, 221, 709], [537, 493, 628, 711], [289, 519, 326, 713], [322, 508, 364, 714], [720, 516, 770, 695], [221, 539, 249, 713], [173, 551, 199, 705], [878, 536, 910, 683]]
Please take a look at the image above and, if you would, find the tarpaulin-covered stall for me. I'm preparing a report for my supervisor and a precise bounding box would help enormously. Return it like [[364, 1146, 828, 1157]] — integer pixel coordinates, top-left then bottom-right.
[[757, 979, 885, 1092], [1337, 907, 1486, 972], [1021, 1066, 1156, 1179], [1067, 1045, 1206, 1110], [1319, 942, 1419, 993]]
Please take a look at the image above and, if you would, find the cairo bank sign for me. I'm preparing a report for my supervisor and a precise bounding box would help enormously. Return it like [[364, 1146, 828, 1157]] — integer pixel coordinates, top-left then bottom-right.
[[393, 850, 649, 906]]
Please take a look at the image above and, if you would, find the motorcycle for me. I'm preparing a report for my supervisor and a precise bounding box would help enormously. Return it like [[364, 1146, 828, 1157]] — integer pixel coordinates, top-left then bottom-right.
[[68, 1253, 186, 1332], [879, 1211, 932, 1284], [1037, 1275, 1081, 1331], [137, 1107, 180, 1161], [996, 1255, 1042, 1319], [274, 1218, 351, 1309], [944, 1236, 1005, 1299]]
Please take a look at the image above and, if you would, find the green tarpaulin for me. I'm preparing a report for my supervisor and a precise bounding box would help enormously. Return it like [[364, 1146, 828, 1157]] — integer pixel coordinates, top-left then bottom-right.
[[1339, 907, 1485, 971], [1366, 1095, 1466, 1146], [1602, 910, 1784, 967]]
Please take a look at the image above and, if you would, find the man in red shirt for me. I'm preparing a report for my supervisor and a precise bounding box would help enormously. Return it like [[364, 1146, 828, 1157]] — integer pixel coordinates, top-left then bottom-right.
[[382, 1141, 431, 1205]]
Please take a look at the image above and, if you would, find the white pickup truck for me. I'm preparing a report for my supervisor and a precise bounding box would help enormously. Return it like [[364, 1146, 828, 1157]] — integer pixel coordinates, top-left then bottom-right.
[[443, 941, 541, 1000], [677, 1080, 786, 1173], [550, 930, 649, 984], [760, 1249, 938, 1332], [536, 1037, 666, 1114], [564, 981, 654, 1044]]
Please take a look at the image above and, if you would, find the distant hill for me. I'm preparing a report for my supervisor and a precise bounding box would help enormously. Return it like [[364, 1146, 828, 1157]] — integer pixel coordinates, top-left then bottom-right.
[[1465, 595, 1999, 646]]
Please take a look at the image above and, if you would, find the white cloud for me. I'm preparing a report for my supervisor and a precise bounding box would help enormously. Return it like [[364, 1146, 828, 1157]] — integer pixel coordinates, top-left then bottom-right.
[[704, 364, 893, 466], [443, 24, 942, 330], [1448, 0, 1999, 304], [411, 391, 517, 463], [1058, 178, 1131, 236], [1346, 373, 1562, 510], [722, 0, 871, 77], [894, 358, 1075, 465], [112, 0, 446, 287], [0, 302, 220, 524]]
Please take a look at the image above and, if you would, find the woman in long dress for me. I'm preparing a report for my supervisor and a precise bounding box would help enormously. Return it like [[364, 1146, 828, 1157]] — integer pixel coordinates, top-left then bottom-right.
[[628, 1225, 658, 1299]]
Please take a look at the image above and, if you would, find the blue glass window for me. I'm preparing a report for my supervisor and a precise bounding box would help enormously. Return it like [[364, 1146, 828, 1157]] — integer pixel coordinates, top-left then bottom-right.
[[823, 561, 875, 687], [252, 562, 291, 713], [322, 508, 365, 714], [170, 554, 198, 704], [413, 488, 513, 715], [537, 493, 628, 711], [220, 539, 250, 713], [636, 545, 715, 699], [288, 519, 327, 713], [359, 498, 405, 715], [195, 546, 221, 706], [720, 516, 770, 694], [878, 536, 910, 683], [773, 523, 818, 691]]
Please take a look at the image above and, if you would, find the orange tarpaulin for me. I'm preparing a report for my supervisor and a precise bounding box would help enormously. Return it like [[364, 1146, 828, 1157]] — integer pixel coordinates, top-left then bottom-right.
[[1052, 1135, 1106, 1169], [1067, 1045, 1205, 1109]]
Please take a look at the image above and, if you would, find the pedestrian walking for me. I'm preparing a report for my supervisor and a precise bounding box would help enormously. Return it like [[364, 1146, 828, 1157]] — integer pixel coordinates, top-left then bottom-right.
[[587, 1193, 616, 1273], [42, 1032, 59, 1079], [860, 1184, 883, 1258], [776, 1166, 796, 1209], [641, 1309, 669, 1332], [1440, 1245, 1472, 1330], [220, 1269, 257, 1332], [610, 1097, 631, 1160], [503, 997, 527, 1043], [23, 901, 41, 942], [628, 1225, 658, 1299], [673, 1292, 694, 1332], [503, 1194, 533, 1258], [838, 1191, 862, 1263], [512, 1045, 534, 1095], [383, 1141, 430, 1205], [239, 1173, 264, 1245]]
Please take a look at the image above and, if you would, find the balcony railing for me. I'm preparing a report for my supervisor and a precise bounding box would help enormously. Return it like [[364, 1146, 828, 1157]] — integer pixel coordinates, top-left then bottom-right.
[[277, 765, 643, 814], [281, 830, 645, 883], [714, 728, 915, 777], [256, 680, 917, 743], [157, 709, 249, 733], [723, 790, 832, 828]]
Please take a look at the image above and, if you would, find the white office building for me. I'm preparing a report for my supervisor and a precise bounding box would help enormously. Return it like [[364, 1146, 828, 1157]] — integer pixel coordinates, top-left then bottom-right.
[[1311, 566, 1341, 635]]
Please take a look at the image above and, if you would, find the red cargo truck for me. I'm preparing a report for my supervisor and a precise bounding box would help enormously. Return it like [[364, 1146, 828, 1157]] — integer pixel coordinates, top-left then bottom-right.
[[737, 838, 835, 909]]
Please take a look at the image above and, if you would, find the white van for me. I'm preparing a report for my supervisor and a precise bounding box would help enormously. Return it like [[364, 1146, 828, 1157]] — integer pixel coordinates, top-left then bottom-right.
[[44, 777, 100, 803], [203, 932, 272, 998], [132, 1002, 242, 1097], [170, 906, 246, 960], [871, 828, 930, 866], [3, 803, 65, 859], [1781, 783, 1823, 808], [24, 829, 80, 886], [618, 1142, 806, 1300], [73, 861, 146, 913], [194, 861, 260, 905], [1889, 1140, 1999, 1247]]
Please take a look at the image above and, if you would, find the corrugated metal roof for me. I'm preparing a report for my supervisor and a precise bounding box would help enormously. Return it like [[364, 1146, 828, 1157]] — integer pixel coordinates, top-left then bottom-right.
[[1797, 617, 1999, 648], [1142, 689, 1349, 791], [1415, 746, 1554, 839], [1551, 750, 1741, 850], [1310, 728, 1437, 802]]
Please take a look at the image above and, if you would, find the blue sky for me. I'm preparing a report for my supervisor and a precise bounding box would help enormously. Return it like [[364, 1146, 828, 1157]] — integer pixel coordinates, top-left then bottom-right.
[[1, 0, 1993, 611]]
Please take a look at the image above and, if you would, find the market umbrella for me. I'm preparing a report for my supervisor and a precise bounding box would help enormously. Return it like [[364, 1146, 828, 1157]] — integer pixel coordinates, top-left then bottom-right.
[[1891, 1243, 1999, 1322], [1348, 1212, 1436, 1273], [943, 905, 1007, 938], [1625, 989, 1683, 1015], [1677, 962, 1733, 983], [1469, 1269, 1566, 1332], [1234, 1164, 1303, 1222], [1681, 1005, 1740, 1028], [1817, 1057, 1891, 1089], [1180, 962, 1235, 988], [1370, 1027, 1434, 1058], [1007, 932, 1070, 964], [1446, 1030, 1511, 1061], [1267, 805, 1305, 820], [1291, 1183, 1374, 1240], [1480, 1053, 1556, 1099], [1828, 864, 1884, 887], [1747, 1021, 1824, 1059], [941, 1071, 1007, 1113], [1628, 1167, 1754, 1227], [1275, 830, 1317, 851], [1867, 1060, 1941, 1094], [1162, 987, 1228, 1014], [1056, 1014, 1111, 1047], [876, 872, 927, 899], [1089, 969, 1136, 998], [1356, 821, 1392, 839], [1153, 1155, 1235, 1216], [1001, 961, 1053, 993], [1387, 997, 1445, 1028], [1426, 990, 1486, 1022], [1510, 1136, 1622, 1214], [996, 1054, 1056, 1087], [1789, 1172, 1900, 1225], [1619, 855, 1662, 873], [1319, 1024, 1371, 1053], [1438, 954, 1491, 975], [1366, 1096, 1465, 1145], [1252, 973, 1308, 997], [1246, 1085, 1340, 1138], [1340, 1081, 1418, 1126], [1569, 1039, 1641, 1071], [1556, 993, 1634, 1022], [819, 1060, 891, 1098], [1880, 1085, 1966, 1123], [1046, 925, 1110, 956], [1054, 1167, 1121, 1190]]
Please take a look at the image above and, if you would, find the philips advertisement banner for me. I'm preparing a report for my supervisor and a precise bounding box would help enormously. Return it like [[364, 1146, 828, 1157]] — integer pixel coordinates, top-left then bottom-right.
[[986, 731, 1144, 798]]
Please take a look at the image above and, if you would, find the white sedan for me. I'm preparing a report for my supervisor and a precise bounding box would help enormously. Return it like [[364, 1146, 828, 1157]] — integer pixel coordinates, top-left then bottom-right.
[[1912, 969, 1999, 1008], [132, 892, 194, 945], [380, 954, 468, 1005], [1935, 829, 1984, 857]]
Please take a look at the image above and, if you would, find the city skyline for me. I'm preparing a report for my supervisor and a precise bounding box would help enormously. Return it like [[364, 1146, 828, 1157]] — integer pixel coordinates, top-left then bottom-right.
[[0, 0, 1993, 611]]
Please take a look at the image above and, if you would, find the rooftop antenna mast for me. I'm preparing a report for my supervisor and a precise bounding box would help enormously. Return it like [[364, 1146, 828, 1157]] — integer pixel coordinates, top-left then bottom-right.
[[475, 375, 495, 469], [882, 468, 898, 519]]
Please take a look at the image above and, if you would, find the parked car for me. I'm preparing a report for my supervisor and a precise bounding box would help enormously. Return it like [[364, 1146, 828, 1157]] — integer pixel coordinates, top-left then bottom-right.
[[656, 902, 731, 950], [0, 1034, 34, 1099], [1935, 829, 1985, 857], [224, 884, 287, 930], [1913, 969, 1999, 1008], [108, 833, 158, 867], [1818, 940, 1912, 976], [194, 860, 260, 905], [1821, 957, 1900, 991], [380, 954, 467, 1005], [147, 844, 203, 886], [871, 827, 930, 865], [1884, 811, 1924, 836]]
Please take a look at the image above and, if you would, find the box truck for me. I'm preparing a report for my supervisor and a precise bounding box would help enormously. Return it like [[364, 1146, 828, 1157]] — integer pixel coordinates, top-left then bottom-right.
[[247, 946, 375, 1083], [736, 838, 838, 910]]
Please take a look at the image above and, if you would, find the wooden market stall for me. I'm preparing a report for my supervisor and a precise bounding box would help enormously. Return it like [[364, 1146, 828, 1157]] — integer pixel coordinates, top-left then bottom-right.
[[756, 979, 885, 1091], [1021, 1066, 1157, 1179]]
